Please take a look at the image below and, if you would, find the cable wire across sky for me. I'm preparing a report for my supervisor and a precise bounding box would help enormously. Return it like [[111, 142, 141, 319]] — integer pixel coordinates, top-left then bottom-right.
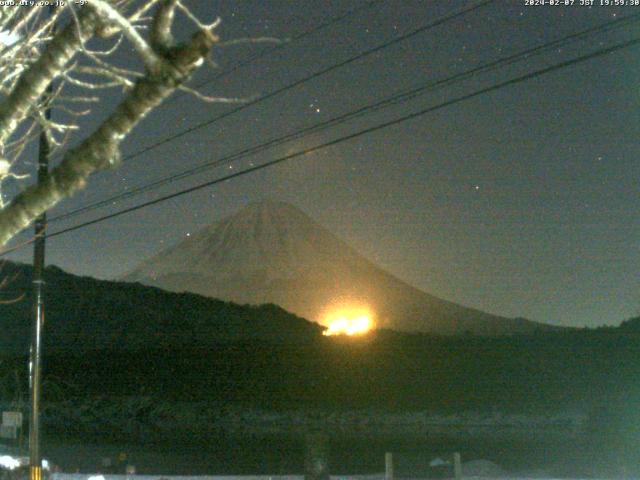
[[47, 10, 640, 225], [119, 0, 496, 163], [163, 0, 386, 107], [2, 33, 634, 257]]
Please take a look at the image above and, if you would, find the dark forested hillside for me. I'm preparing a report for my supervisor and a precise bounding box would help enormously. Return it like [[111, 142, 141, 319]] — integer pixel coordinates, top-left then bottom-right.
[[0, 261, 637, 414], [0, 262, 323, 354], [0, 263, 639, 474], [34, 330, 638, 412]]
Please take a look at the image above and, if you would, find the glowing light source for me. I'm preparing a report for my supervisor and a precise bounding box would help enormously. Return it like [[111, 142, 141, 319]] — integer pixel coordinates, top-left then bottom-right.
[[322, 307, 374, 336], [0, 455, 51, 471], [0, 455, 20, 470]]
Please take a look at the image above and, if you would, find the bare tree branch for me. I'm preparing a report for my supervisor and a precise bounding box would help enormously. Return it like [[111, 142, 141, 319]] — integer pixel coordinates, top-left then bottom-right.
[[0, 7, 100, 146], [150, 0, 178, 51], [85, 0, 160, 69], [0, 26, 219, 245], [217, 37, 283, 48], [177, 84, 252, 103]]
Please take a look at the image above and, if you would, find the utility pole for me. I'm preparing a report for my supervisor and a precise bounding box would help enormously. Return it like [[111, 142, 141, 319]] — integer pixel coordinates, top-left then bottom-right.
[[29, 101, 50, 480], [30, 7, 54, 477]]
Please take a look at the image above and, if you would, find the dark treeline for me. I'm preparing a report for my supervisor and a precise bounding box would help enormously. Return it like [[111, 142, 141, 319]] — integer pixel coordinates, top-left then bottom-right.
[[0, 261, 639, 473], [43, 330, 640, 411], [0, 260, 637, 416], [0, 262, 322, 354], [0, 328, 638, 413], [0, 328, 639, 473]]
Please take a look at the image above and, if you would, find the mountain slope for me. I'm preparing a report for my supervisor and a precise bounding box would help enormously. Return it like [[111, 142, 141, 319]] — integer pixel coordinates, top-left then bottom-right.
[[0, 262, 322, 354], [124, 200, 552, 335]]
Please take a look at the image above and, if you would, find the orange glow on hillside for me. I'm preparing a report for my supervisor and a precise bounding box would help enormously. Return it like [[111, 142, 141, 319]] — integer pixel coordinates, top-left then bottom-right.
[[322, 307, 374, 336]]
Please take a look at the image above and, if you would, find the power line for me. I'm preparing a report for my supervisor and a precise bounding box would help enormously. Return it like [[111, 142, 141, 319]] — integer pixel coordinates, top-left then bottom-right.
[[12, 35, 636, 252], [164, 0, 385, 107], [120, 0, 495, 162], [49, 11, 640, 224]]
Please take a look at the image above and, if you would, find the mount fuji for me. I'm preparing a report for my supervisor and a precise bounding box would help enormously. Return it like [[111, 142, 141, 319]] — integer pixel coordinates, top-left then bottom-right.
[[123, 200, 552, 335]]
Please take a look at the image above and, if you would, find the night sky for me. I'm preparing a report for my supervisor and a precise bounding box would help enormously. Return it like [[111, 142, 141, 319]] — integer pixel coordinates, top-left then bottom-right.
[[4, 0, 639, 328]]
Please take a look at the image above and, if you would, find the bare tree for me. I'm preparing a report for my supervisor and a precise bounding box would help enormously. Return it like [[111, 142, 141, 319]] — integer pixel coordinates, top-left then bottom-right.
[[0, 0, 231, 246]]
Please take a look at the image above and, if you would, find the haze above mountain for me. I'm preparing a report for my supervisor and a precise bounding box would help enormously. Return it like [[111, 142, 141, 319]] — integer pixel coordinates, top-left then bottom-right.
[[124, 200, 553, 335]]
